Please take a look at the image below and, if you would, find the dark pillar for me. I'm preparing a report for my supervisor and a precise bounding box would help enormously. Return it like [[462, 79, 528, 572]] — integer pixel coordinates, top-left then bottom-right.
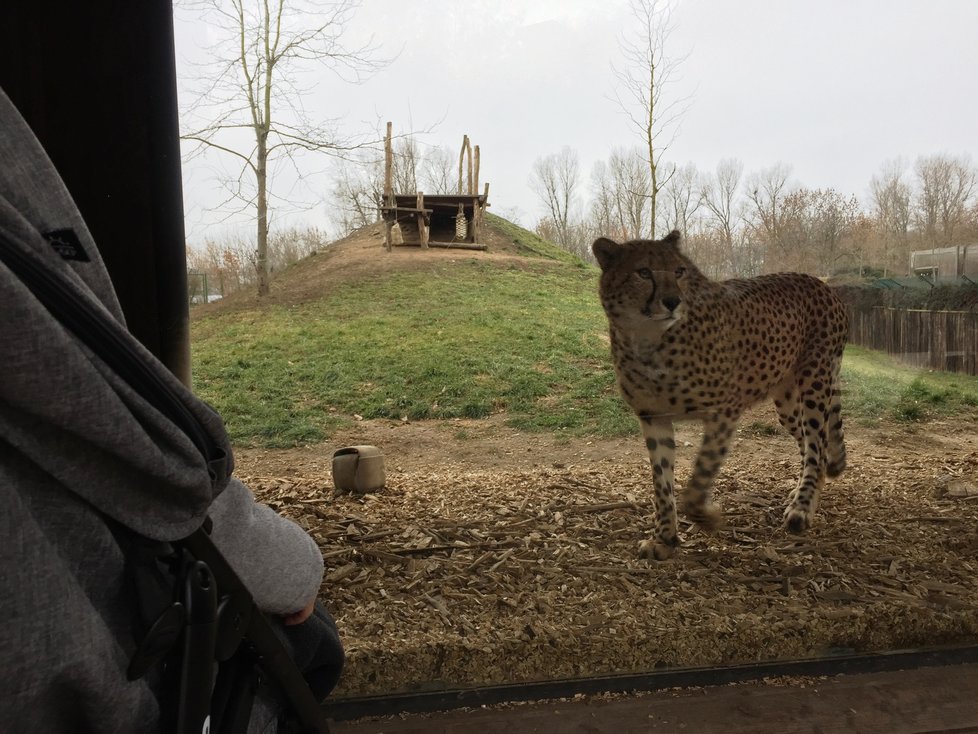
[[0, 2, 192, 385]]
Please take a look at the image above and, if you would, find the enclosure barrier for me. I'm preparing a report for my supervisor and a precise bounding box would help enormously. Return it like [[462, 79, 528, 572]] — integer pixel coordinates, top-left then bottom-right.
[[849, 306, 978, 376], [323, 644, 978, 720]]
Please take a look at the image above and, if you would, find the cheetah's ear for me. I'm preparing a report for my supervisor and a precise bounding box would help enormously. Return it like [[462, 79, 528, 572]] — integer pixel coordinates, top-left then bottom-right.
[[661, 230, 682, 246], [592, 237, 621, 270]]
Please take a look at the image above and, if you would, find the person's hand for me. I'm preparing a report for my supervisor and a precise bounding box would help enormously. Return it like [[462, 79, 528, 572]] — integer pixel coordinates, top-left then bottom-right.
[[282, 598, 316, 626]]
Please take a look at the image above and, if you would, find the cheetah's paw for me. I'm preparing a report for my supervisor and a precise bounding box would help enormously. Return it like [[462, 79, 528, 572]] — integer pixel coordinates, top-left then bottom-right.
[[826, 457, 847, 478], [638, 535, 680, 561], [682, 502, 723, 531], [783, 507, 812, 534]]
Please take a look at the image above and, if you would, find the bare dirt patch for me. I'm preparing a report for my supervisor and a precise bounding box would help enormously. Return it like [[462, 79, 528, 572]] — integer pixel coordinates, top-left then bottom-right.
[[235, 412, 978, 697]]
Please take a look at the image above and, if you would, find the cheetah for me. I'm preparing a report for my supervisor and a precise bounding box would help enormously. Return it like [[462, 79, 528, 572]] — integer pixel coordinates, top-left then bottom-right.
[[593, 231, 849, 560]]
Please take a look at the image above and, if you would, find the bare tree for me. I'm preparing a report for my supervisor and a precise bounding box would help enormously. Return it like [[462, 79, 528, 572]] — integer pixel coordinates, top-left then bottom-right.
[[181, 0, 387, 295], [330, 151, 384, 235], [913, 153, 977, 245], [611, 0, 688, 238], [588, 148, 651, 241], [700, 158, 743, 274], [267, 225, 331, 266], [797, 188, 861, 276], [529, 147, 581, 249], [187, 225, 327, 297], [967, 200, 978, 241], [754, 187, 859, 275], [589, 160, 618, 240], [730, 232, 765, 278], [329, 139, 460, 237], [662, 161, 701, 236], [391, 136, 420, 194], [612, 148, 653, 239], [187, 237, 254, 295], [869, 159, 912, 276], [419, 146, 457, 195], [745, 163, 797, 269]]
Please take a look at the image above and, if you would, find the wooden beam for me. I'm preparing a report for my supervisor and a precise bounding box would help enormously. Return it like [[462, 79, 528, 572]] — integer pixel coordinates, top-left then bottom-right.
[[417, 191, 429, 249], [380, 206, 433, 214], [427, 241, 488, 251]]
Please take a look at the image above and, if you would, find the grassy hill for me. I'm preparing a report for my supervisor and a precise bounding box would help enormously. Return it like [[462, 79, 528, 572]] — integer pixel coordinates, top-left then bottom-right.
[[190, 218, 978, 448], [191, 219, 632, 447]]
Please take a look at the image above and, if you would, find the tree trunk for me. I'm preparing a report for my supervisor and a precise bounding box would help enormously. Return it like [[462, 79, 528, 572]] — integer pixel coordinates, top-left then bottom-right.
[[647, 129, 659, 240], [384, 121, 393, 204], [256, 134, 270, 296], [649, 181, 657, 239]]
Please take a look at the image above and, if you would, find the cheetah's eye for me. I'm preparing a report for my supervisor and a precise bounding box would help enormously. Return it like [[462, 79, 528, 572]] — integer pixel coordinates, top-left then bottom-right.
[[675, 267, 687, 278], [636, 268, 653, 280]]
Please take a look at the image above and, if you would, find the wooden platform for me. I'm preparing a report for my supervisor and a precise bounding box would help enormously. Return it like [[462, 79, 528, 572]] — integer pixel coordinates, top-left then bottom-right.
[[330, 663, 978, 733], [381, 192, 489, 251]]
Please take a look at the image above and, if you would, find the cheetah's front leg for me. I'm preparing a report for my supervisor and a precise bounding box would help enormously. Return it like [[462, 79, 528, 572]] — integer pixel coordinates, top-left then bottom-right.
[[638, 418, 680, 560], [681, 415, 737, 530]]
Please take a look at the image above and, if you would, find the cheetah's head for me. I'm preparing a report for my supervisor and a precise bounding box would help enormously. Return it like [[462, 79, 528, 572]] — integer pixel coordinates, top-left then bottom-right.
[[592, 231, 696, 334]]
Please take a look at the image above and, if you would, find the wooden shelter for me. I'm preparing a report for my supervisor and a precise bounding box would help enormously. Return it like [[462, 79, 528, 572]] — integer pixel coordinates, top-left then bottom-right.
[[381, 123, 490, 251], [910, 244, 978, 280], [384, 192, 489, 251]]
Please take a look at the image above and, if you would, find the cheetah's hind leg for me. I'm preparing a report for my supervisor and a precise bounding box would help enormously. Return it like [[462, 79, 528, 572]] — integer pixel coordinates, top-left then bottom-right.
[[825, 358, 847, 478], [637, 418, 681, 560], [781, 371, 834, 533], [772, 378, 805, 463]]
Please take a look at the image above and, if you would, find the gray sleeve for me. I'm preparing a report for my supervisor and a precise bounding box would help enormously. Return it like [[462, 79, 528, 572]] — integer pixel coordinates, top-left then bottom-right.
[[207, 478, 324, 616], [0, 88, 324, 618]]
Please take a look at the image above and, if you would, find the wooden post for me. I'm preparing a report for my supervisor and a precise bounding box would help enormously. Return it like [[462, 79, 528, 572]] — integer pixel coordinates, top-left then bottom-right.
[[479, 182, 490, 243], [457, 134, 468, 195], [417, 191, 429, 249], [471, 145, 479, 196], [383, 121, 394, 251], [466, 139, 473, 195]]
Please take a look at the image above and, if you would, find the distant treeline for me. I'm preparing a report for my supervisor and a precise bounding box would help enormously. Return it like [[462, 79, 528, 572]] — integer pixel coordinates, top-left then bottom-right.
[[186, 226, 331, 298], [526, 150, 978, 281], [329, 142, 978, 281]]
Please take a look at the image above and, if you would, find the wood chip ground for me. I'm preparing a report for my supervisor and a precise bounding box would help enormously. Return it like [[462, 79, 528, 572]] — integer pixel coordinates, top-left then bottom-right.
[[242, 421, 978, 697]]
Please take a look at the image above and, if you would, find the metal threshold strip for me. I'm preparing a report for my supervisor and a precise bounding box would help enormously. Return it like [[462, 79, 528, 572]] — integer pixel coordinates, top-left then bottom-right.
[[324, 644, 978, 721]]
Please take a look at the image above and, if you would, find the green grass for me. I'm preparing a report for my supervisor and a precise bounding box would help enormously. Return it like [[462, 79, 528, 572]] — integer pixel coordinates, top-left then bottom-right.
[[191, 250, 978, 448], [484, 212, 586, 265], [192, 259, 635, 447], [841, 346, 978, 425]]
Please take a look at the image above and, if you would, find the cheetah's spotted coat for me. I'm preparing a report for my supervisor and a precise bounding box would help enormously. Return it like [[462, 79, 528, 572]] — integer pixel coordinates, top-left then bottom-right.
[[594, 231, 849, 560]]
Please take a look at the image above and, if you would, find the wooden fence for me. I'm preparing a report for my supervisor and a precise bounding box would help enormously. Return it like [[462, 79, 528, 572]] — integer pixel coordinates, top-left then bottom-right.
[[849, 307, 978, 375]]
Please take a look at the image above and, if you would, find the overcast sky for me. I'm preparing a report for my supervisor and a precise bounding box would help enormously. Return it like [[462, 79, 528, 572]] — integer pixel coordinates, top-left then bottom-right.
[[174, 0, 978, 244]]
